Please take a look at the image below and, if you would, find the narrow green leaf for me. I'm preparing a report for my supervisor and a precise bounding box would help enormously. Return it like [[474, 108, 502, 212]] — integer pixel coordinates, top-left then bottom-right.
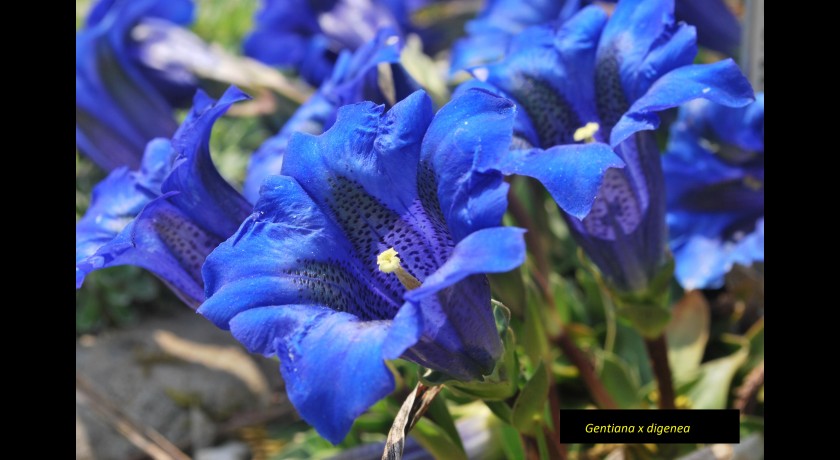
[[745, 318, 764, 371], [425, 396, 465, 453], [512, 363, 549, 435], [411, 418, 469, 460], [523, 280, 549, 364], [499, 423, 525, 460], [485, 400, 512, 424]]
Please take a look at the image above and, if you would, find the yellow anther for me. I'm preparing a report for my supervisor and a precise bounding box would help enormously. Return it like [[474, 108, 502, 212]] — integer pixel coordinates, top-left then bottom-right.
[[377, 247, 401, 273], [573, 122, 600, 143], [377, 247, 421, 290]]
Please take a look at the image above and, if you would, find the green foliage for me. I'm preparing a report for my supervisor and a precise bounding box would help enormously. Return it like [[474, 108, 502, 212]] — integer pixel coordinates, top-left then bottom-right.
[[510, 363, 549, 435]]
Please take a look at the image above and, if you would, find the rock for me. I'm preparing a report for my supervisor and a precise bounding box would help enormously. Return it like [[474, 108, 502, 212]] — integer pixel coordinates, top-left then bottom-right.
[[76, 309, 286, 460], [195, 442, 251, 460]]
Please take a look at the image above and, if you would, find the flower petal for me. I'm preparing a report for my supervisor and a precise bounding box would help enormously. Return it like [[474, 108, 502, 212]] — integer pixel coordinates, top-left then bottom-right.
[[162, 87, 253, 237], [76, 0, 194, 170], [244, 29, 418, 203], [281, 92, 459, 286], [199, 175, 402, 329], [229, 305, 414, 444], [406, 227, 526, 302], [243, 0, 320, 68], [486, 143, 624, 220], [77, 87, 252, 308], [420, 88, 517, 241], [672, 218, 764, 290], [597, 0, 680, 101], [76, 138, 176, 287], [610, 59, 754, 146], [474, 7, 607, 147], [449, 0, 582, 73]]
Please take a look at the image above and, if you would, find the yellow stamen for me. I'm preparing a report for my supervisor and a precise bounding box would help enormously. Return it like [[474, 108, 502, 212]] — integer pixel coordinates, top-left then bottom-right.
[[377, 247, 421, 290], [573, 122, 600, 143]]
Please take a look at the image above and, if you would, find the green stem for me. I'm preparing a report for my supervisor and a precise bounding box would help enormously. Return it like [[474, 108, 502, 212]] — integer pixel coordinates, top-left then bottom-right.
[[644, 334, 676, 409]]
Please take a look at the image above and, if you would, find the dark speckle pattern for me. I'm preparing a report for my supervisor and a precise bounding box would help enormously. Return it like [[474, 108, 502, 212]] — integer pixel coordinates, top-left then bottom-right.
[[595, 46, 629, 133], [152, 209, 221, 283], [296, 174, 458, 320], [284, 258, 399, 321], [509, 74, 582, 147], [582, 168, 642, 240]]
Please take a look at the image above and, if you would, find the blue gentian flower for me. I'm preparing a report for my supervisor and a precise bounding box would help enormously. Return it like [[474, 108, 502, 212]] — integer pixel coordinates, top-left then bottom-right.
[[76, 87, 253, 308], [76, 0, 201, 171], [198, 89, 531, 444], [664, 94, 764, 290], [243, 0, 430, 87], [460, 0, 754, 294], [449, 0, 583, 75], [450, 0, 742, 75], [243, 28, 419, 202], [674, 0, 741, 55]]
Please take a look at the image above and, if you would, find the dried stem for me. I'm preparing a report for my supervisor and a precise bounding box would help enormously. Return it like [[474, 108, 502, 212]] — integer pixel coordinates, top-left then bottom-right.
[[735, 360, 764, 415], [76, 373, 191, 460], [644, 335, 676, 409], [554, 334, 618, 409]]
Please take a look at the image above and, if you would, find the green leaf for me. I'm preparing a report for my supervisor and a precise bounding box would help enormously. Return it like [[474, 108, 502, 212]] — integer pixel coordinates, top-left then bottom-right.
[[485, 400, 513, 424], [740, 415, 764, 437], [511, 363, 549, 435], [399, 35, 450, 107], [595, 351, 643, 409], [499, 423, 526, 460], [613, 321, 653, 386], [677, 335, 749, 409], [550, 273, 587, 326], [523, 279, 549, 364], [411, 418, 469, 460], [616, 300, 672, 339], [666, 291, 710, 380], [745, 318, 764, 371], [608, 257, 675, 339], [425, 396, 465, 453]]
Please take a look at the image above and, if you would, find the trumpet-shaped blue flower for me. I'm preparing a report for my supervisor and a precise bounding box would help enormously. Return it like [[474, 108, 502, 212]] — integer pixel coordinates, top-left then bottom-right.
[[450, 0, 742, 75], [76, 87, 253, 308], [198, 89, 537, 443], [76, 0, 208, 171], [664, 94, 764, 290], [243, 0, 432, 87], [460, 0, 754, 292], [450, 0, 582, 75], [243, 28, 419, 202]]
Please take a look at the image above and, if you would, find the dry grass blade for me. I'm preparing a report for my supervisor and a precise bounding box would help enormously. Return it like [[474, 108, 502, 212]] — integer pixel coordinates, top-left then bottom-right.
[[381, 382, 443, 460], [75, 372, 191, 460]]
